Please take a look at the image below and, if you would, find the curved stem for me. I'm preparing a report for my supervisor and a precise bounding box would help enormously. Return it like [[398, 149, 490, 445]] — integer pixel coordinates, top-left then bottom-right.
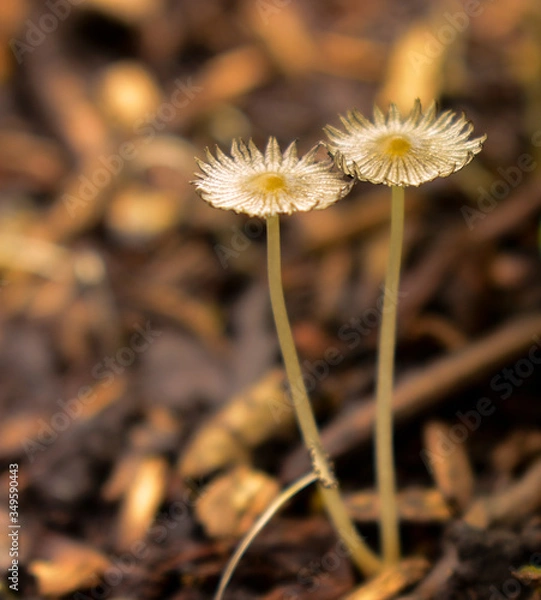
[[214, 472, 318, 600], [375, 185, 404, 564], [266, 214, 381, 577]]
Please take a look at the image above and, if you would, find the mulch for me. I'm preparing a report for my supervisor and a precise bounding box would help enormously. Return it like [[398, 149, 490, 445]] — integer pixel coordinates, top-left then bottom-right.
[[0, 0, 540, 598]]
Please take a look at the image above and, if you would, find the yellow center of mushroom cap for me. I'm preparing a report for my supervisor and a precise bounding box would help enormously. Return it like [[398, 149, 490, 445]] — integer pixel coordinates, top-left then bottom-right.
[[382, 135, 412, 157], [250, 172, 287, 193]]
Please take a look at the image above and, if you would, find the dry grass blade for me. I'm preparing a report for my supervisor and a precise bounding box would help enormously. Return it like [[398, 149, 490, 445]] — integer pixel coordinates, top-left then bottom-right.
[[214, 472, 318, 600]]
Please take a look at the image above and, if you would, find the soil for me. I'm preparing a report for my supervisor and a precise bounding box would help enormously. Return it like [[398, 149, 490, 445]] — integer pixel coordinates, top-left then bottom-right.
[[0, 1, 540, 599]]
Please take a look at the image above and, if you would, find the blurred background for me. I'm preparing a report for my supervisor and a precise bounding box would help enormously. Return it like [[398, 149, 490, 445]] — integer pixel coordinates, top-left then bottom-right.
[[1, 0, 541, 598]]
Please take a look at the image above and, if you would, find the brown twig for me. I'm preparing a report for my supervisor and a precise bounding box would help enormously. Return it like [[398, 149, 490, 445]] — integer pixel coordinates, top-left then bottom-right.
[[282, 312, 541, 480]]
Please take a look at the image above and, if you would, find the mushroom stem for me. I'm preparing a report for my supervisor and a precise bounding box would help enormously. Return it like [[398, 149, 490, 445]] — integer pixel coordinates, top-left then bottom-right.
[[266, 213, 381, 576], [375, 184, 404, 564]]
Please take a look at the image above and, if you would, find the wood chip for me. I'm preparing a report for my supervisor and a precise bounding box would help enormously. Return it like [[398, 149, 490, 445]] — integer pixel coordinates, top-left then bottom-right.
[[29, 535, 110, 596], [115, 455, 169, 551], [491, 429, 541, 475], [129, 282, 224, 349], [242, 0, 317, 75], [105, 184, 181, 244], [346, 487, 452, 523], [343, 557, 430, 600], [423, 420, 475, 512], [463, 456, 541, 529], [408, 314, 469, 352], [179, 370, 292, 479], [95, 61, 162, 131], [84, 0, 164, 23], [378, 17, 448, 111], [195, 465, 279, 539], [172, 45, 272, 129], [282, 312, 541, 480], [317, 33, 386, 81]]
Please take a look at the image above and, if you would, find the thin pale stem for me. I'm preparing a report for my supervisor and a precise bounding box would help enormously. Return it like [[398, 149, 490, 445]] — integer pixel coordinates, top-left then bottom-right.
[[214, 472, 318, 600], [266, 214, 381, 577], [375, 184, 405, 564]]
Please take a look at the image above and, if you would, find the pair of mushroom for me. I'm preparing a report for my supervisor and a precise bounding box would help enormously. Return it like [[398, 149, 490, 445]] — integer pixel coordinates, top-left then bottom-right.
[[193, 100, 485, 575]]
